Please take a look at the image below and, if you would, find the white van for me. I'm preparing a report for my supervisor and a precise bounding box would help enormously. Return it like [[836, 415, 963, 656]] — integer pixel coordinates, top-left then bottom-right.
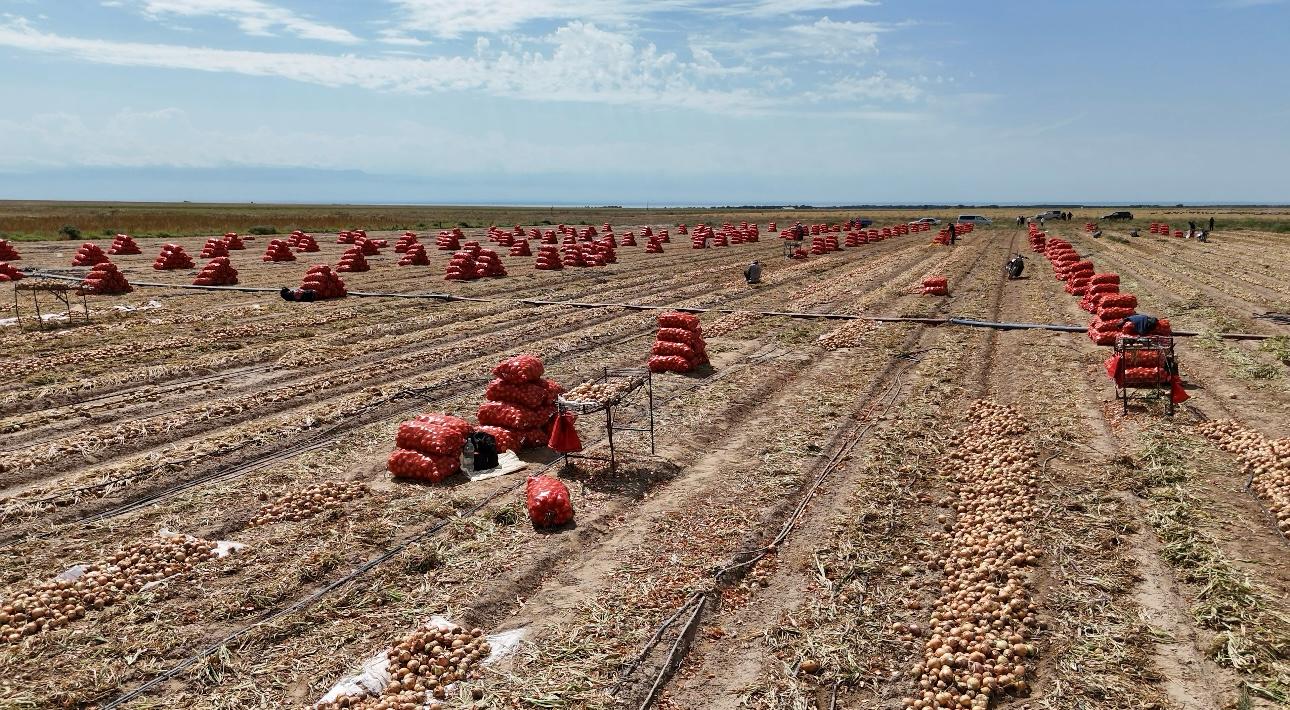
[[956, 215, 992, 225]]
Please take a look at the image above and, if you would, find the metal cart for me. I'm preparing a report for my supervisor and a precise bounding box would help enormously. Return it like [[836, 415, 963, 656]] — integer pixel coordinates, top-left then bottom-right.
[[555, 367, 655, 474], [1113, 335, 1179, 416]]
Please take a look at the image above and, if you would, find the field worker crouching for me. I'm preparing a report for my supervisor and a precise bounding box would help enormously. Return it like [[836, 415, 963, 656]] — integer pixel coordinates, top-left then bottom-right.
[[744, 260, 762, 285]]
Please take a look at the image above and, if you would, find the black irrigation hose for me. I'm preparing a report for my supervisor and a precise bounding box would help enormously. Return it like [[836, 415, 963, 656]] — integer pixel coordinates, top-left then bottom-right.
[[21, 270, 1279, 340]]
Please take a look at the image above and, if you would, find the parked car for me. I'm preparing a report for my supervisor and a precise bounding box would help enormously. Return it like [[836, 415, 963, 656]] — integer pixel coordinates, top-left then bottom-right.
[[1101, 211, 1134, 220], [1034, 210, 1064, 221], [956, 215, 992, 225], [910, 217, 941, 225]]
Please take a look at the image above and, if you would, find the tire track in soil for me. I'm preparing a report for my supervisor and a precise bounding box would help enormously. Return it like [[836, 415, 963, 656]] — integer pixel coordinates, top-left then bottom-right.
[[52, 236, 939, 707]]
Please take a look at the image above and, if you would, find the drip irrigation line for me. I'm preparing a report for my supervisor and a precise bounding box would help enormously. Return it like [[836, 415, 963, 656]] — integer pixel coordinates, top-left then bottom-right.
[[20, 270, 1278, 340]]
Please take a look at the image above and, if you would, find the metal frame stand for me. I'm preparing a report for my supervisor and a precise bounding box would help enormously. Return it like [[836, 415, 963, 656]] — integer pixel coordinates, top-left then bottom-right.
[[14, 279, 90, 331], [556, 367, 655, 475], [1114, 335, 1178, 416]]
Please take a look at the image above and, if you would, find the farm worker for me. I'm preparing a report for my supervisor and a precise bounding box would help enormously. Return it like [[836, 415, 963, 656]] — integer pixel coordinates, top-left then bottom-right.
[[948, 222, 957, 246], [744, 260, 762, 285], [1188, 221, 1197, 239], [1119, 313, 1160, 336], [1016, 216, 1025, 227], [1209, 216, 1215, 232]]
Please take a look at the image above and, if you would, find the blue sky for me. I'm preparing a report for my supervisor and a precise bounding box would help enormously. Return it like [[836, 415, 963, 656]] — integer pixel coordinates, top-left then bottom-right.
[[0, 0, 1287, 204]]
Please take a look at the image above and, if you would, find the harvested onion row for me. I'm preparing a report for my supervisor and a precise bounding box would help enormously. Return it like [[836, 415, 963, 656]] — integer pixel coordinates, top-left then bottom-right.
[[248, 481, 369, 527], [318, 623, 492, 710], [817, 320, 877, 350], [905, 400, 1041, 710], [1195, 420, 1290, 535], [704, 310, 762, 337], [0, 534, 220, 644]]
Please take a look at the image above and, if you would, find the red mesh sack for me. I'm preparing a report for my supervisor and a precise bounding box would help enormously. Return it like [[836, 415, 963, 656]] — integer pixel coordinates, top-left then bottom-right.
[[493, 354, 545, 383], [485, 379, 550, 409], [395, 419, 467, 456], [387, 448, 459, 482], [656, 327, 697, 347], [1100, 294, 1138, 309], [412, 413, 473, 437], [658, 312, 700, 330], [478, 401, 550, 430], [652, 340, 696, 359], [526, 475, 573, 528], [1098, 307, 1136, 322], [649, 355, 693, 373]]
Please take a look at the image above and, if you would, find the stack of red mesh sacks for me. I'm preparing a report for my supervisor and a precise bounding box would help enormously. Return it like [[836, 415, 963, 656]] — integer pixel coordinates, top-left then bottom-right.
[[337, 245, 370, 273], [1088, 293, 1141, 345], [648, 311, 708, 373], [262, 239, 297, 262], [301, 265, 347, 299], [691, 225, 710, 249], [355, 237, 381, 257], [592, 239, 616, 264], [336, 230, 358, 245], [108, 233, 141, 255], [478, 354, 562, 450], [153, 244, 195, 270], [445, 250, 481, 280], [193, 257, 238, 286], [620, 232, 637, 247], [1079, 273, 1120, 312], [1062, 260, 1095, 297], [510, 239, 532, 257], [394, 232, 419, 253], [72, 242, 110, 267], [920, 276, 949, 296], [932, 228, 953, 246], [646, 235, 664, 253], [223, 233, 247, 250], [541, 230, 558, 244], [0, 239, 21, 261], [388, 413, 472, 483], [0, 262, 24, 282], [199, 237, 229, 259], [81, 261, 132, 294], [535, 245, 563, 270], [1027, 228, 1046, 253], [561, 244, 597, 267], [287, 232, 319, 252], [476, 248, 507, 277], [399, 242, 430, 266], [845, 230, 867, 247]]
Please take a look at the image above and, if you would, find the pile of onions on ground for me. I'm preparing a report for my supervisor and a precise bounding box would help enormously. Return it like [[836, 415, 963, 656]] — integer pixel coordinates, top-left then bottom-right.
[[817, 320, 876, 350], [318, 623, 492, 710], [705, 310, 762, 337], [1195, 420, 1290, 534], [904, 400, 1041, 710], [248, 481, 369, 526], [0, 534, 220, 643]]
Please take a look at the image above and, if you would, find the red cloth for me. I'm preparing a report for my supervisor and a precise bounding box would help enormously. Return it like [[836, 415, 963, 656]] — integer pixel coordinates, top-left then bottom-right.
[[547, 411, 582, 453], [1171, 376, 1190, 404]]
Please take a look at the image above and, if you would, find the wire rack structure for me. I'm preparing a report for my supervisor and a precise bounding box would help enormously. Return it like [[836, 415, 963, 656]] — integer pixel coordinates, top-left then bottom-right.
[[1112, 335, 1179, 416], [555, 367, 655, 474], [14, 278, 90, 331]]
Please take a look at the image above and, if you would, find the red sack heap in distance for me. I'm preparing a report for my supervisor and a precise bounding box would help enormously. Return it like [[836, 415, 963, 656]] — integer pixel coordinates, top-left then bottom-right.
[[398, 243, 430, 266], [222, 233, 246, 250], [620, 233, 637, 247], [649, 311, 709, 373], [152, 243, 195, 270], [534, 245, 563, 270], [72, 242, 110, 267], [336, 246, 370, 273], [920, 276, 949, 296], [445, 250, 481, 280], [199, 237, 229, 259], [526, 474, 574, 528], [356, 237, 381, 256], [262, 239, 297, 262], [388, 413, 471, 483], [301, 264, 347, 299], [336, 230, 357, 244], [394, 232, 419, 253], [193, 256, 238, 286], [295, 233, 320, 252], [0, 262, 24, 282], [81, 261, 132, 294], [510, 239, 533, 257], [108, 233, 142, 256], [436, 231, 461, 251], [479, 354, 562, 448], [0, 239, 20, 261], [645, 237, 664, 253], [476, 248, 507, 277]]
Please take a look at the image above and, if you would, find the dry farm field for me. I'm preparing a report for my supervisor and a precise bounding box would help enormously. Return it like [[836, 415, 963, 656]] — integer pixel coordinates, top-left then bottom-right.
[[1, 209, 1288, 710]]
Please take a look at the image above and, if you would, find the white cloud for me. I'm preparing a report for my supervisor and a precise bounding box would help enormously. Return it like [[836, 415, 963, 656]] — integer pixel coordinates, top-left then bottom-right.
[[807, 73, 922, 102], [129, 0, 360, 43], [377, 29, 431, 47]]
